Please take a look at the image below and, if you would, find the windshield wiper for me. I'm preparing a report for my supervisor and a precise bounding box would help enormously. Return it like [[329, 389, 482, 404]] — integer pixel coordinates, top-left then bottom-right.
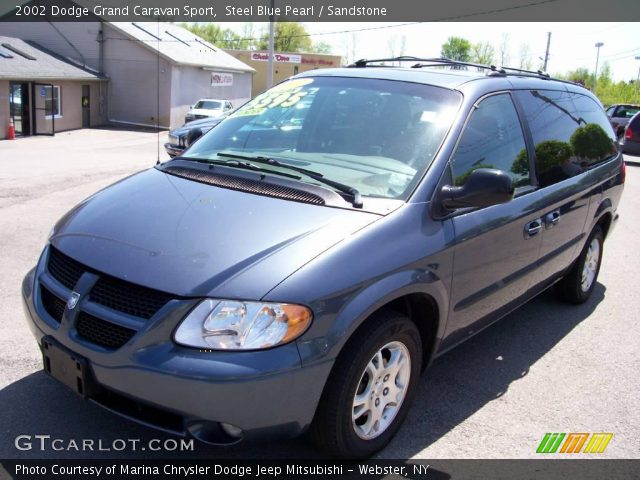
[[217, 152, 363, 208], [172, 156, 301, 180]]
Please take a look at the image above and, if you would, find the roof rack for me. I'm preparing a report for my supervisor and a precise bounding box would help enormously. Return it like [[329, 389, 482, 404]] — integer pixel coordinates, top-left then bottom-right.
[[348, 56, 553, 80]]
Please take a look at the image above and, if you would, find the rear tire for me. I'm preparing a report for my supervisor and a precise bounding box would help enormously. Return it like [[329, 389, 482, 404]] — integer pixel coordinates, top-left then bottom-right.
[[556, 227, 604, 304], [309, 309, 422, 458]]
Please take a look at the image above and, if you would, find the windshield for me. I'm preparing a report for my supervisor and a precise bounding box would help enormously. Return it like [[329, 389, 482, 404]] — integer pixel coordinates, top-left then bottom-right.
[[618, 106, 640, 118], [184, 76, 461, 200], [195, 100, 223, 110]]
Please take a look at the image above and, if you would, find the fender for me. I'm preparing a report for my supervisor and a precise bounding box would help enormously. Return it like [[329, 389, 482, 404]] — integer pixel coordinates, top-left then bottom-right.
[[295, 268, 450, 367]]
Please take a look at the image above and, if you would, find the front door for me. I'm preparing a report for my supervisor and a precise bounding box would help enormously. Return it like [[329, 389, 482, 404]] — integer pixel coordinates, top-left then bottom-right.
[[442, 92, 545, 349], [9, 82, 30, 136], [82, 85, 90, 128], [32, 83, 54, 136]]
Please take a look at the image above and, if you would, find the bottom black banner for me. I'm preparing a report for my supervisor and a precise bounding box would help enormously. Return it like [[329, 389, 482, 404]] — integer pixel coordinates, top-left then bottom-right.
[[0, 460, 638, 480]]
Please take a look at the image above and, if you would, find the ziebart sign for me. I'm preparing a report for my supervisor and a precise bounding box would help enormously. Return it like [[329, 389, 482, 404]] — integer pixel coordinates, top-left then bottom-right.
[[211, 72, 233, 86], [250, 52, 302, 64]]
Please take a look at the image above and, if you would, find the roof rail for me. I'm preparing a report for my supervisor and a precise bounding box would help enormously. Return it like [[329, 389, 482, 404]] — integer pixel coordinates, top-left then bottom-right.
[[348, 56, 553, 80]]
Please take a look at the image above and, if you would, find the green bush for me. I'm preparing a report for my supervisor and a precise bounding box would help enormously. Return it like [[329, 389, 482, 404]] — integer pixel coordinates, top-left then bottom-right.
[[570, 124, 615, 160]]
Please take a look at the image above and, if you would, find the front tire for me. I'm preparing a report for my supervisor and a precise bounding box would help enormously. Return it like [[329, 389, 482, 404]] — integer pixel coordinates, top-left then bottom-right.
[[556, 227, 604, 304], [309, 309, 422, 458]]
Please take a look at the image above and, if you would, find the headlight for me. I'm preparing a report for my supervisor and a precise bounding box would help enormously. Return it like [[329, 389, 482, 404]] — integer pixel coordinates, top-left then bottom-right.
[[174, 299, 312, 350]]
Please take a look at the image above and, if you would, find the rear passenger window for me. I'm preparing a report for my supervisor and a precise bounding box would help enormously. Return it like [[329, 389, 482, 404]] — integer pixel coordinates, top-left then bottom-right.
[[570, 94, 617, 167], [451, 93, 530, 188], [515, 90, 616, 188]]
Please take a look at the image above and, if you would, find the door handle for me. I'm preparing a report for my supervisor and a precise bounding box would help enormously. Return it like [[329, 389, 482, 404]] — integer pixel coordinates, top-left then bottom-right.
[[545, 210, 561, 229], [524, 219, 542, 238]]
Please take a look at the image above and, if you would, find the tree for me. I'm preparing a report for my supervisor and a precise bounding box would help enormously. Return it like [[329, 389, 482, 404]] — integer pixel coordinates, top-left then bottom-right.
[[470, 42, 495, 66], [344, 32, 357, 65], [312, 41, 332, 54], [387, 34, 407, 64], [519, 43, 533, 70], [258, 22, 313, 52], [182, 23, 250, 50], [570, 124, 615, 160], [498, 33, 511, 66], [534, 140, 573, 171], [441, 36, 471, 62]]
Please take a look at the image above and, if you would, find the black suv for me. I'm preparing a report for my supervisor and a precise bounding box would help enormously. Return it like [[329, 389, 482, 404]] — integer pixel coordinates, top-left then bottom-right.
[[22, 57, 624, 458]]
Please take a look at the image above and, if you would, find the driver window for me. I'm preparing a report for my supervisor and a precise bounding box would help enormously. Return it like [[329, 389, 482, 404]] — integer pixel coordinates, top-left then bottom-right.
[[451, 93, 531, 188]]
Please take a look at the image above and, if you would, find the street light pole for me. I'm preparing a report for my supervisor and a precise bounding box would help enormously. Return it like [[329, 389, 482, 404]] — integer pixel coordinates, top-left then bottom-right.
[[543, 32, 551, 72], [267, 0, 275, 89], [635, 55, 640, 104], [594, 42, 604, 90]]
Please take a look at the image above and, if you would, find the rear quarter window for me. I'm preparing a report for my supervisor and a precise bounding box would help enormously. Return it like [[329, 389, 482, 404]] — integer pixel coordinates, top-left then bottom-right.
[[515, 90, 617, 188], [569, 94, 617, 167]]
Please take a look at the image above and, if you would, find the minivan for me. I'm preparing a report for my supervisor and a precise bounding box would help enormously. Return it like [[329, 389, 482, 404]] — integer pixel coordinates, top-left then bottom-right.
[[22, 57, 624, 458]]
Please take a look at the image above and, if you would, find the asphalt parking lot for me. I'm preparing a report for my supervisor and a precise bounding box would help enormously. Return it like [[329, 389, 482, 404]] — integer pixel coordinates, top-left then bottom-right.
[[1, 129, 639, 459]]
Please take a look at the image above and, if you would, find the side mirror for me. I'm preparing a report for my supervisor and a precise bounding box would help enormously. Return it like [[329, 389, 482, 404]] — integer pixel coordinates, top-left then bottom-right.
[[441, 168, 514, 210], [189, 105, 193, 110], [185, 127, 204, 147]]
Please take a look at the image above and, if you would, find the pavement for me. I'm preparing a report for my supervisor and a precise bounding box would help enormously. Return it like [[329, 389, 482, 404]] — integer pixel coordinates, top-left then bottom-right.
[[0, 129, 638, 459]]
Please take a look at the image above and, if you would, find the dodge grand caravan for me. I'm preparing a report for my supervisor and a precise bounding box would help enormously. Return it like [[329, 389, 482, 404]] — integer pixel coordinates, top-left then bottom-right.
[[22, 57, 624, 458]]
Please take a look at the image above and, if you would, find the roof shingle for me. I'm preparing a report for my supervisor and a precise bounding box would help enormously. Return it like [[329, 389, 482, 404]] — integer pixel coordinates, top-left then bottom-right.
[[0, 35, 101, 80]]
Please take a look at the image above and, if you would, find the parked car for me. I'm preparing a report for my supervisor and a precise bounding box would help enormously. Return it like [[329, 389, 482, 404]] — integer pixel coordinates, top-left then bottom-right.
[[184, 98, 233, 124], [165, 115, 227, 158], [621, 111, 640, 156], [605, 103, 640, 138], [22, 58, 624, 459]]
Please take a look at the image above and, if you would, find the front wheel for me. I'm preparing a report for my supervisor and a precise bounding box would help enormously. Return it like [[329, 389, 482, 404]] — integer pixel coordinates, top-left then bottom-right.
[[309, 310, 422, 458], [556, 227, 604, 304]]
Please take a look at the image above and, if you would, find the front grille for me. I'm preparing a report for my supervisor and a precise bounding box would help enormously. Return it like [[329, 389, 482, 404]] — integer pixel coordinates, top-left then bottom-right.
[[76, 312, 136, 350], [164, 166, 326, 205], [41, 286, 65, 323], [90, 276, 172, 319], [48, 247, 84, 290], [47, 246, 173, 320]]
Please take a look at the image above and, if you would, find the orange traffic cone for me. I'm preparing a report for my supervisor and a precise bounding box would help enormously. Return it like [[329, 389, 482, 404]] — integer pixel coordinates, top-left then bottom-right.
[[7, 118, 16, 140]]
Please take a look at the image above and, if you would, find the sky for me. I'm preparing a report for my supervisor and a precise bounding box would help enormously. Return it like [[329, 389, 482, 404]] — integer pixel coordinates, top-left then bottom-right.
[[216, 22, 640, 82]]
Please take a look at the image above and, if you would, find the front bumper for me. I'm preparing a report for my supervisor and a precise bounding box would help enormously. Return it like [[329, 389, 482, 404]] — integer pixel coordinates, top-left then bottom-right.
[[21, 263, 332, 444], [164, 142, 184, 158]]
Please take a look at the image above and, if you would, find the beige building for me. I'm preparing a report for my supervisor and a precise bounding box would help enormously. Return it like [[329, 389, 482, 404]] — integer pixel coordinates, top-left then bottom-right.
[[1, 22, 254, 131], [0, 36, 105, 139], [225, 50, 343, 97]]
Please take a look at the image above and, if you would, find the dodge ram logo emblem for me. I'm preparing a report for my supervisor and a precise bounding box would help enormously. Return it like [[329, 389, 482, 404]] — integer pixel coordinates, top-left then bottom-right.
[[67, 292, 80, 310]]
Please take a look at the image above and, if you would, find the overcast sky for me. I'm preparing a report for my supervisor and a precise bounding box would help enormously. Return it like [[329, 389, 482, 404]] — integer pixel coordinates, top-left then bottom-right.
[[217, 22, 640, 82]]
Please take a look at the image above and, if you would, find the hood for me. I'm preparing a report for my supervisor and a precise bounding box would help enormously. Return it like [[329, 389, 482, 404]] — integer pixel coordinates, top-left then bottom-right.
[[189, 108, 224, 117], [170, 116, 224, 137], [51, 168, 380, 299]]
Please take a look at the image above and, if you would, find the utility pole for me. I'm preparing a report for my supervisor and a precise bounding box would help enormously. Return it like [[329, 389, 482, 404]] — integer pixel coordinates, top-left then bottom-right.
[[543, 32, 551, 72], [267, 0, 275, 89], [594, 42, 604, 89], [635, 55, 640, 104]]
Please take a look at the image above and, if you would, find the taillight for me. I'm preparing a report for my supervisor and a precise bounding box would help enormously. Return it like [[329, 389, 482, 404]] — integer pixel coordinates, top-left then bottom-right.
[[621, 159, 626, 184], [626, 127, 634, 140]]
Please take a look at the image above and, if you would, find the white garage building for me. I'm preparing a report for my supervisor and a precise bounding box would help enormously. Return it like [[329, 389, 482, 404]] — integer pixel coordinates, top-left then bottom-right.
[[0, 21, 254, 128]]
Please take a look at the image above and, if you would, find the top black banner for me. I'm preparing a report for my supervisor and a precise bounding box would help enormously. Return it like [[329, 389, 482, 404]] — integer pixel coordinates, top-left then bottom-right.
[[1, 0, 639, 22]]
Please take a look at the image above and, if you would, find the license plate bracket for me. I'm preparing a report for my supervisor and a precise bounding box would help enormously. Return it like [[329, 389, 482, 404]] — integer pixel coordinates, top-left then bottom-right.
[[41, 337, 97, 397]]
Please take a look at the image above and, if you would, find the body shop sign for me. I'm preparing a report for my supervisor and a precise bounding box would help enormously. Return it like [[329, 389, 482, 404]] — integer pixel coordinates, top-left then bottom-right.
[[251, 52, 302, 64], [211, 72, 233, 86]]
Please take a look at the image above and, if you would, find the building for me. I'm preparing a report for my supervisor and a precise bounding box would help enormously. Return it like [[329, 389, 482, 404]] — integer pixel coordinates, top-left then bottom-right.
[[226, 50, 343, 97], [0, 36, 105, 139], [0, 21, 254, 131]]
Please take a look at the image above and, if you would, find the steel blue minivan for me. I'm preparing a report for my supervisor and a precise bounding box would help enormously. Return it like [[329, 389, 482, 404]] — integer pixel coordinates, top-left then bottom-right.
[[22, 58, 624, 458]]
